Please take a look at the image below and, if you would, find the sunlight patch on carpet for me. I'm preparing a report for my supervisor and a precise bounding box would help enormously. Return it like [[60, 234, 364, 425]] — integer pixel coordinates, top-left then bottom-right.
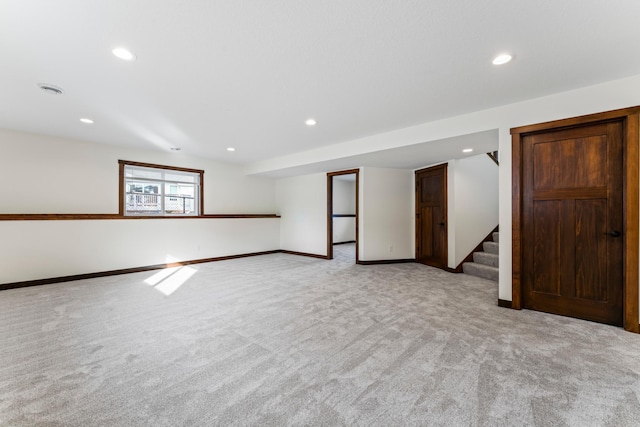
[[144, 264, 197, 296]]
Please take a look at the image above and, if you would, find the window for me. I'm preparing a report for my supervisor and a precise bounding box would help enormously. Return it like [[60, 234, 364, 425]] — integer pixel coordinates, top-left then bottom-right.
[[119, 160, 203, 216]]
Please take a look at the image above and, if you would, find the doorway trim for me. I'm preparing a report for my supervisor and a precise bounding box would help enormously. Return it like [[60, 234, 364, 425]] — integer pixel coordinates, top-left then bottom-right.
[[327, 169, 360, 262], [511, 106, 640, 333]]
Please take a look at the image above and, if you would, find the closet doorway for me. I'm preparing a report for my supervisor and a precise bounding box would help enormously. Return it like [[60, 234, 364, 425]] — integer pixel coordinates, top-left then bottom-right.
[[415, 164, 448, 270]]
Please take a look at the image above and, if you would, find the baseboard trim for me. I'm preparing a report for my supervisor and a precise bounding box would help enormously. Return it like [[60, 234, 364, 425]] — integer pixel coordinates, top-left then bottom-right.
[[0, 250, 281, 291], [333, 241, 356, 245], [498, 299, 513, 308], [1, 252, 428, 292], [357, 259, 415, 265], [280, 250, 330, 260]]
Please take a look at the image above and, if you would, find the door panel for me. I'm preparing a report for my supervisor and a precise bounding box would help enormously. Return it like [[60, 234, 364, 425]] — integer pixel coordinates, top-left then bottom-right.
[[532, 200, 561, 296], [533, 135, 607, 190], [522, 121, 623, 325], [415, 164, 447, 269], [575, 199, 608, 301], [420, 207, 434, 258]]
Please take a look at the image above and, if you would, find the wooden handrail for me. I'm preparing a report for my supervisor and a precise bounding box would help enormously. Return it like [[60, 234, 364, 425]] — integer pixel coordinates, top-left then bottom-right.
[[487, 151, 499, 166]]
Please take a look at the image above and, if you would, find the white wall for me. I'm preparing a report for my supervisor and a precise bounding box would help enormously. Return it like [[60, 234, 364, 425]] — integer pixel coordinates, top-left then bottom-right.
[[360, 167, 414, 261], [276, 173, 327, 256], [0, 218, 280, 283], [0, 128, 277, 214], [449, 154, 499, 267], [333, 178, 356, 243], [333, 179, 356, 213], [0, 129, 280, 284], [333, 217, 356, 243]]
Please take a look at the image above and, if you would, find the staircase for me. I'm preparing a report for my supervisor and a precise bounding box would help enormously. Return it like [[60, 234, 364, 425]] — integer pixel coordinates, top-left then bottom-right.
[[462, 231, 499, 282]]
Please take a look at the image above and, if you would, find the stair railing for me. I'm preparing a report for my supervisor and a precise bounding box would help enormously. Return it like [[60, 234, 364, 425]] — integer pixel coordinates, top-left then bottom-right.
[[487, 151, 499, 166]]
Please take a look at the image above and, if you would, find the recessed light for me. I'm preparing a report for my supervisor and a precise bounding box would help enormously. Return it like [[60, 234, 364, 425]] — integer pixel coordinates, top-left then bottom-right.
[[112, 47, 136, 61], [170, 147, 181, 151], [305, 118, 317, 126], [80, 118, 94, 124], [463, 148, 474, 153], [38, 83, 64, 95], [227, 147, 236, 152], [492, 53, 512, 65]]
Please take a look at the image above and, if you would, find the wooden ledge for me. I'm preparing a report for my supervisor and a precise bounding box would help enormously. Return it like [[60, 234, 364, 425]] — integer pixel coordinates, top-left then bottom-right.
[[0, 214, 280, 221]]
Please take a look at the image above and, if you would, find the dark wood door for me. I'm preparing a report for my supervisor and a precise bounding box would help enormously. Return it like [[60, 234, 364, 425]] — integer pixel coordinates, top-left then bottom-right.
[[416, 164, 447, 269], [521, 121, 623, 325]]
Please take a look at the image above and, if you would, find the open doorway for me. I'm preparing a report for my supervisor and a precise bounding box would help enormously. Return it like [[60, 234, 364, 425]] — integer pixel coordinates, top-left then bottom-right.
[[327, 169, 359, 263]]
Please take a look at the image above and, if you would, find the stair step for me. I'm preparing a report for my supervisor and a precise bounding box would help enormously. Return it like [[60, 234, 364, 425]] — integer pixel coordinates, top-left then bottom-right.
[[492, 232, 499, 243], [483, 241, 499, 254], [473, 251, 499, 267], [463, 262, 499, 282]]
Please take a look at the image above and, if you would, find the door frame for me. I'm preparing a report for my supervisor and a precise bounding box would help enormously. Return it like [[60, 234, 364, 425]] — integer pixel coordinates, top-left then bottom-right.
[[415, 163, 448, 269], [511, 106, 640, 333], [327, 169, 360, 262]]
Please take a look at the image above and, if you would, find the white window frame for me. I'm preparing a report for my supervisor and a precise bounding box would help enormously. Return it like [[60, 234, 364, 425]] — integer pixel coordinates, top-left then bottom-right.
[[119, 160, 204, 217]]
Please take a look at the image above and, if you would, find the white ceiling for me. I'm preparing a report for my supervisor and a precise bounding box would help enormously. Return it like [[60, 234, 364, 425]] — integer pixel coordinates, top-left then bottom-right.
[[260, 129, 499, 177], [1, 1, 639, 176]]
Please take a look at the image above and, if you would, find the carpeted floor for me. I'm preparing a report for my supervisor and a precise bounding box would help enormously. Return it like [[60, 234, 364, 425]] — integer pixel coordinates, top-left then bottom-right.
[[1, 243, 640, 426]]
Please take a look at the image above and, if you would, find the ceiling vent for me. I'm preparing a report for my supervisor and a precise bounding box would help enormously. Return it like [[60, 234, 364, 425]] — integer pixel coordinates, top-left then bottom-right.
[[38, 83, 64, 95]]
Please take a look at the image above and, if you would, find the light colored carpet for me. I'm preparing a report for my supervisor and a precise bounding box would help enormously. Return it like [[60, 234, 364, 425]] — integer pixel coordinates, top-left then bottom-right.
[[1, 243, 640, 426]]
